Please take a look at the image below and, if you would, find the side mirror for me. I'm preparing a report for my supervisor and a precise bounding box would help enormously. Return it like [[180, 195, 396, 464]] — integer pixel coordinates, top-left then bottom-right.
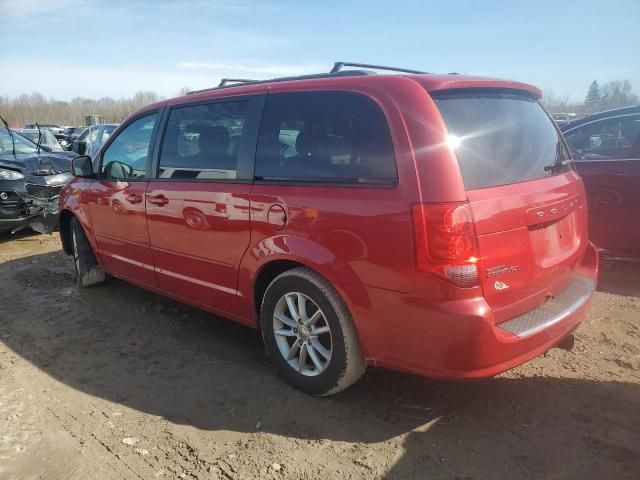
[[76, 141, 87, 155], [103, 161, 133, 179], [71, 155, 94, 178]]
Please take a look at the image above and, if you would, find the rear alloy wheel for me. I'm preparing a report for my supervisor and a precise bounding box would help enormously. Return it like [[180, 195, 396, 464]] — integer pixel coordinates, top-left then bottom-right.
[[261, 267, 365, 395], [273, 292, 333, 376], [70, 216, 106, 288]]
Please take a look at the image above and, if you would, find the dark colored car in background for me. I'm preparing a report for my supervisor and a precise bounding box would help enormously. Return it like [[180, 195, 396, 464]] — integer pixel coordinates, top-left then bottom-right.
[[0, 128, 75, 233], [65, 126, 86, 137], [60, 126, 88, 150], [59, 63, 597, 395], [561, 105, 640, 256]]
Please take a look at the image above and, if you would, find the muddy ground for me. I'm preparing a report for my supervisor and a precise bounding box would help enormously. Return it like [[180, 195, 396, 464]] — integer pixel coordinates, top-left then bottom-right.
[[0, 231, 639, 480]]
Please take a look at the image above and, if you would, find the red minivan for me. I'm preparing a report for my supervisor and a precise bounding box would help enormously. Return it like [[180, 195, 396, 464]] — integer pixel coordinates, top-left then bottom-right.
[[59, 63, 598, 395]]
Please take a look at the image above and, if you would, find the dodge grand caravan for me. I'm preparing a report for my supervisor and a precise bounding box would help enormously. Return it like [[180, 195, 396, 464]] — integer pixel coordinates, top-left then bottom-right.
[[59, 62, 598, 395]]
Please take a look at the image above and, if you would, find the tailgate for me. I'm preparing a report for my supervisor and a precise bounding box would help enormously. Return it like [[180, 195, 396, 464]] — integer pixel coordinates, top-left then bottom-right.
[[467, 174, 588, 322], [432, 89, 589, 323]]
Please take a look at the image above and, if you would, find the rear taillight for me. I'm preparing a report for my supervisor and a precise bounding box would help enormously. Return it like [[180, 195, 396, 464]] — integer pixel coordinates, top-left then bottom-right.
[[411, 202, 479, 287]]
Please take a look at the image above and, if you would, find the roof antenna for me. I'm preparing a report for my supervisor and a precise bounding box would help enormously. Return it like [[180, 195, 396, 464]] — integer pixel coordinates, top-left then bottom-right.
[[0, 114, 16, 156], [35, 122, 42, 154]]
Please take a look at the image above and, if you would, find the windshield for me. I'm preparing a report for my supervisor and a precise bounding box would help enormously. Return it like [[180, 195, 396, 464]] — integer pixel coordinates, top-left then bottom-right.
[[434, 91, 570, 190], [0, 129, 40, 154]]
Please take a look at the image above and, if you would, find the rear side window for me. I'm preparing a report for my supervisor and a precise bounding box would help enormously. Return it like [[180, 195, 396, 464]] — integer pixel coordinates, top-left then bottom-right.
[[434, 92, 569, 190], [159, 101, 248, 180], [255, 91, 397, 184]]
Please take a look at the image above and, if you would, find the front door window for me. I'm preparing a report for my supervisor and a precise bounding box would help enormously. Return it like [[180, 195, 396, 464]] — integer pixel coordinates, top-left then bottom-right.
[[101, 114, 158, 180]]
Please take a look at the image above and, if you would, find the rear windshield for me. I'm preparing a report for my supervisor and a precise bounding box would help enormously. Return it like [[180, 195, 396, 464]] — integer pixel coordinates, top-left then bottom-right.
[[434, 91, 569, 190]]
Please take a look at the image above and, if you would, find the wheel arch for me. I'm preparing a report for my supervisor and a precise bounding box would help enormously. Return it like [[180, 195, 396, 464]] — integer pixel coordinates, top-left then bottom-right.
[[252, 259, 306, 320], [58, 203, 100, 260], [246, 251, 374, 358], [59, 209, 75, 255]]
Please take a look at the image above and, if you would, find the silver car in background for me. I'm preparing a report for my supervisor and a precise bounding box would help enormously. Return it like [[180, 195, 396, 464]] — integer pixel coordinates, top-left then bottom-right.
[[13, 128, 63, 152], [71, 123, 119, 158]]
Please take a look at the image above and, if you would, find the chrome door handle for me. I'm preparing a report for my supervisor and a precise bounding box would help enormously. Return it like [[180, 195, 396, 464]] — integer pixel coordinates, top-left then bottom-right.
[[148, 194, 169, 206], [126, 193, 142, 204]]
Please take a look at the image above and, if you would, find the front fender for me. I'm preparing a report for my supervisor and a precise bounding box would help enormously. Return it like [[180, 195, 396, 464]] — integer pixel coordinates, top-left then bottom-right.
[[59, 181, 99, 257]]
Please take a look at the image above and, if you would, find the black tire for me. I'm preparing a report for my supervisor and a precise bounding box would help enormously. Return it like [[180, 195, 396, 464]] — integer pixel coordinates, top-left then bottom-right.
[[260, 267, 365, 396], [70, 216, 106, 288]]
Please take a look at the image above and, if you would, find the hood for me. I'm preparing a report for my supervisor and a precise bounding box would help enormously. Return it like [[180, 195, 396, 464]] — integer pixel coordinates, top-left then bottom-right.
[[0, 151, 76, 175]]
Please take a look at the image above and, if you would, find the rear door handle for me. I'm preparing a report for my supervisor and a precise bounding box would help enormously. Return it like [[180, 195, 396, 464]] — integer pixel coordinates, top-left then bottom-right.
[[126, 193, 142, 204], [148, 194, 169, 206]]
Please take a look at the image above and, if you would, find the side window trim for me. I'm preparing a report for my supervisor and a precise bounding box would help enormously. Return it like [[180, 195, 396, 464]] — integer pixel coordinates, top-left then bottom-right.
[[96, 109, 162, 181], [150, 94, 266, 183], [149, 107, 170, 179]]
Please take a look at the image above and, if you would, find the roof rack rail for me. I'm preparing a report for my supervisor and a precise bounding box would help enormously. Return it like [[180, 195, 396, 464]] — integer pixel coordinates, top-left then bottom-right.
[[331, 61, 428, 75], [217, 78, 258, 87], [188, 78, 258, 94], [187, 61, 429, 95]]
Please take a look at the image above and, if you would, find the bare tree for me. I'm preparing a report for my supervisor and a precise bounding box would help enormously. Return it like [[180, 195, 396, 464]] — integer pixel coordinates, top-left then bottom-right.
[[600, 80, 639, 109], [0, 91, 163, 126], [541, 89, 571, 112]]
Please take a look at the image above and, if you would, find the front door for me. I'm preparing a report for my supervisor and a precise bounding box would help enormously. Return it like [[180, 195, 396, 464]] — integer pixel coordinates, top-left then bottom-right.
[[145, 97, 262, 313], [565, 113, 640, 255], [89, 112, 160, 286]]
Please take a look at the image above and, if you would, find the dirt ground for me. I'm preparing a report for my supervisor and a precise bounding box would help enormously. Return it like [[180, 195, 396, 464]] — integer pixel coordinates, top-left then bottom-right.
[[0, 231, 639, 480]]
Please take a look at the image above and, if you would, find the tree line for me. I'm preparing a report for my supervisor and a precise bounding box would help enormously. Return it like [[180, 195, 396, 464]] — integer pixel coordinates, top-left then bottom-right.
[[0, 90, 188, 127], [542, 79, 638, 114]]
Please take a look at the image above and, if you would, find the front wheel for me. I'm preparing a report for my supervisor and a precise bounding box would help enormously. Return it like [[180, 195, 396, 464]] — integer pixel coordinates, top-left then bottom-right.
[[260, 267, 365, 396], [70, 216, 106, 288]]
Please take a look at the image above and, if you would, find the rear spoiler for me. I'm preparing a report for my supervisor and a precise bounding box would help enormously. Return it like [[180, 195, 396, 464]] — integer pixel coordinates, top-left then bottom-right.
[[413, 76, 542, 99]]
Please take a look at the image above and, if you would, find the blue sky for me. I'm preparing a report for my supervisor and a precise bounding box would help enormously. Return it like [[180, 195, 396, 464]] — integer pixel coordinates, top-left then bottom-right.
[[1, 0, 638, 101]]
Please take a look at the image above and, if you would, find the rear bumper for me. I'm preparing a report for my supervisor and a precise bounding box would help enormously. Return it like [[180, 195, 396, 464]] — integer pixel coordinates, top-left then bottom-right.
[[370, 242, 599, 379]]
